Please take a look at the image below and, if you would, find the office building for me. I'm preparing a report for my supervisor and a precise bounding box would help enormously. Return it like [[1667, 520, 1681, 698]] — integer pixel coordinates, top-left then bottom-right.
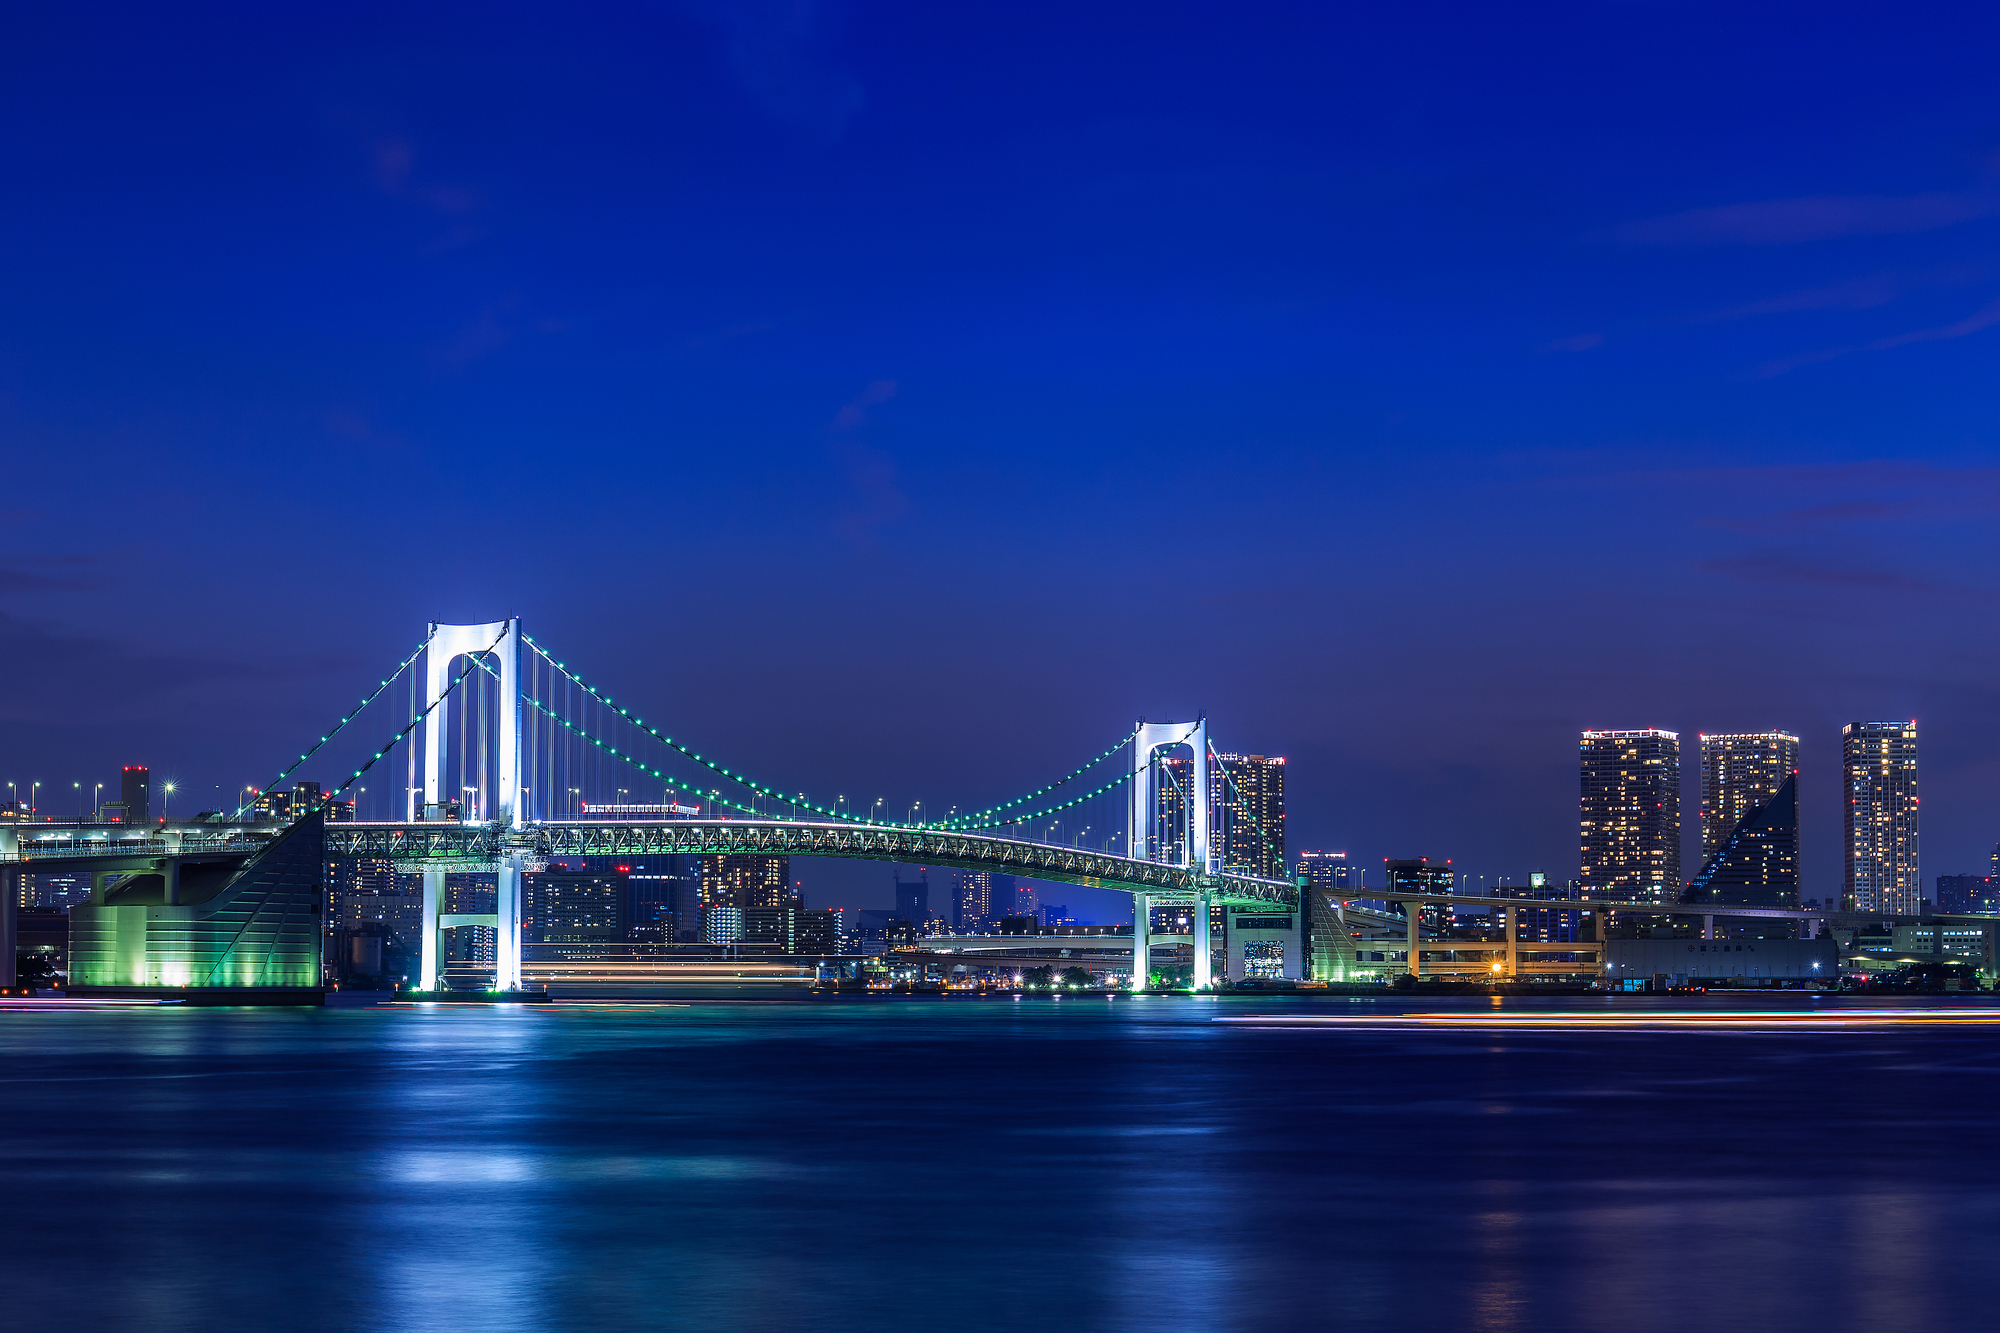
[[1699, 732, 1799, 860], [1580, 729, 1681, 902], [703, 903, 744, 944], [1935, 874, 2000, 916], [532, 866, 627, 943], [1295, 850, 1355, 890], [894, 874, 930, 925], [742, 903, 842, 954], [1498, 873, 1582, 943], [1384, 857, 1455, 936], [1843, 721, 1919, 915], [120, 766, 150, 824], [1215, 753, 1286, 878]]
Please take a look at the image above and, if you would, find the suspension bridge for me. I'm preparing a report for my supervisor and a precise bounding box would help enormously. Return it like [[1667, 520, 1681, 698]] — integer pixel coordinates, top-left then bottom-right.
[[0, 619, 1296, 997]]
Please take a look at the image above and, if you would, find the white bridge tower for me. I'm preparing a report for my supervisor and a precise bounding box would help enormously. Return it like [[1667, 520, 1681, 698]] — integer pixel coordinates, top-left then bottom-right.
[[1127, 718, 1216, 992]]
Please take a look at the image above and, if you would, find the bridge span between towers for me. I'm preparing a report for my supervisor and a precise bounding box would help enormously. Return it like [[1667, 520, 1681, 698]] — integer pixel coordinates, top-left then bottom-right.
[[2, 615, 1300, 996], [321, 819, 1297, 907]]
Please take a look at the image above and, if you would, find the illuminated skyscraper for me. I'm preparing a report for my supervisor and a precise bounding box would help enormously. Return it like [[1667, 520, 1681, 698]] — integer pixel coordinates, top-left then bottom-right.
[[1579, 729, 1680, 901], [1843, 721, 1919, 915], [698, 855, 791, 914], [1215, 754, 1285, 878], [1699, 732, 1799, 860]]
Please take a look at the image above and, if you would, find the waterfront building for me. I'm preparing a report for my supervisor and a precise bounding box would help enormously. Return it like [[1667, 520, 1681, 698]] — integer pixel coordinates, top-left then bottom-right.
[[533, 866, 627, 943], [1842, 721, 1919, 915], [1580, 729, 1681, 901], [1699, 732, 1799, 859], [742, 903, 842, 954], [1683, 775, 1800, 919], [1215, 753, 1286, 878]]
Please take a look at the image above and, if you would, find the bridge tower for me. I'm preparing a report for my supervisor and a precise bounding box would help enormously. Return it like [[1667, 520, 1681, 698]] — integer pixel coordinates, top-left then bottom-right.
[[1128, 719, 1216, 991], [416, 619, 527, 994]]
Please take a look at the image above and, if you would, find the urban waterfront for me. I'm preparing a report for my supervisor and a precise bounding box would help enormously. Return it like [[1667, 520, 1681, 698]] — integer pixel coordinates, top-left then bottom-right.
[[4, 995, 1995, 1333]]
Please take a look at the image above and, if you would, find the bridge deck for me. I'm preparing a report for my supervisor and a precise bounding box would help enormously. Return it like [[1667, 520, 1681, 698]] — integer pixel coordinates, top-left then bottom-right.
[[0, 818, 1297, 907]]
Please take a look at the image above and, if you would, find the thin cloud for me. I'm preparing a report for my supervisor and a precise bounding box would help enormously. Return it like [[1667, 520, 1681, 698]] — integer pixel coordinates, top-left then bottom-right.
[[1696, 551, 1950, 594], [1541, 331, 1604, 353], [1754, 292, 2000, 377], [832, 379, 896, 431], [1609, 190, 2000, 246]]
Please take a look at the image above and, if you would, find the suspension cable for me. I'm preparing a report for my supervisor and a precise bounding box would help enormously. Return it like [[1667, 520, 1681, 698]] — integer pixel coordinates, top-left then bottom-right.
[[235, 635, 431, 819]]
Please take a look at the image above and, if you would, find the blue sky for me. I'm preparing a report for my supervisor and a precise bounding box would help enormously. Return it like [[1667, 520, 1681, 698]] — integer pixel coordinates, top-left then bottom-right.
[[3, 2, 1999, 908]]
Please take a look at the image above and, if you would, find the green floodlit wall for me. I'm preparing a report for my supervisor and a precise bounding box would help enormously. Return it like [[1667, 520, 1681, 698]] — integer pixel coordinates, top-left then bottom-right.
[[69, 812, 323, 990]]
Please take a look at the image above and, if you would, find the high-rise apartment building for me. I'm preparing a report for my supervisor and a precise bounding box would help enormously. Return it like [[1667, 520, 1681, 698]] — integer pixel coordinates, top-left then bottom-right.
[[697, 854, 790, 914], [1843, 721, 1919, 915], [1579, 729, 1681, 902], [1686, 732, 1800, 923], [1215, 754, 1286, 878], [956, 870, 1018, 930], [1699, 732, 1800, 860]]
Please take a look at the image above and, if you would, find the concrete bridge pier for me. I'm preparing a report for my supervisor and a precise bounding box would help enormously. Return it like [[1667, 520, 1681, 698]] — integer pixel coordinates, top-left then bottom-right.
[[1192, 890, 1212, 990], [1505, 904, 1518, 979], [0, 826, 16, 990], [1131, 893, 1151, 990], [1406, 906, 1421, 979], [419, 866, 444, 991]]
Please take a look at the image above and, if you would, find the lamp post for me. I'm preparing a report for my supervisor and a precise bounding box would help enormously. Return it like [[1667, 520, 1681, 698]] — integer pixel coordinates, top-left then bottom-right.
[[93, 783, 103, 821], [163, 782, 175, 820], [31, 781, 40, 820], [74, 782, 81, 820]]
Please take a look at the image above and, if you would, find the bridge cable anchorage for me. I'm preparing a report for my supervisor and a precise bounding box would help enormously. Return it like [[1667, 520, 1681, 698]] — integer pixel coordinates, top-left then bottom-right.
[[234, 634, 432, 820]]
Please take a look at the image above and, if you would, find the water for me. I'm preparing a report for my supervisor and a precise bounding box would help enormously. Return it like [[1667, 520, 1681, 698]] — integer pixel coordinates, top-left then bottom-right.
[[3, 994, 1995, 1332]]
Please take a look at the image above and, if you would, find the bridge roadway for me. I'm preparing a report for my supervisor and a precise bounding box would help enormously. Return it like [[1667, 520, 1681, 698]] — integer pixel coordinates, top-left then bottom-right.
[[0, 818, 1298, 909]]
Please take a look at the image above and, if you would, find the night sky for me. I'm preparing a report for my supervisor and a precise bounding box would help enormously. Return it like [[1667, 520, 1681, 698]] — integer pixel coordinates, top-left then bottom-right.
[[4, 3, 1999, 911]]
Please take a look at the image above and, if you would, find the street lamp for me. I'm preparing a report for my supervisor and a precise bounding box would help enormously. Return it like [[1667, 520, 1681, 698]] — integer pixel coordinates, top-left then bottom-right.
[[163, 782, 176, 820], [93, 782, 103, 821], [31, 781, 40, 819], [74, 782, 81, 820]]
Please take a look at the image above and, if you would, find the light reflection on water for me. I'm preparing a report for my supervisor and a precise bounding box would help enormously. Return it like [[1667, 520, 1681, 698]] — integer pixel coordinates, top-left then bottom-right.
[[0, 995, 1994, 1332]]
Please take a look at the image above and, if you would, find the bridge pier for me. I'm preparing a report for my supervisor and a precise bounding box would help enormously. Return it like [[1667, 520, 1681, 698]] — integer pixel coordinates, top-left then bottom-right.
[[1131, 893, 1151, 990], [1193, 890, 1212, 990], [1505, 904, 1517, 979], [419, 867, 444, 992], [495, 854, 524, 992], [1407, 904, 1421, 979], [1, 845, 16, 990]]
